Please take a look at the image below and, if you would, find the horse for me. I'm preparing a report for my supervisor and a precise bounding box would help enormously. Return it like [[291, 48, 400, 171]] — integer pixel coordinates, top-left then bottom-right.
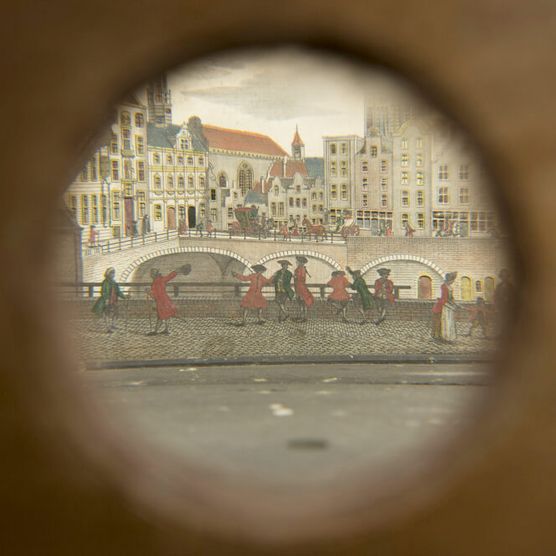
[[302, 216, 327, 241], [341, 222, 360, 238]]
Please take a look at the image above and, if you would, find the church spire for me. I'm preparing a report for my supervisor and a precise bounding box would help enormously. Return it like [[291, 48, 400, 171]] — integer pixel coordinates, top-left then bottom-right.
[[291, 125, 305, 159], [146, 74, 172, 126]]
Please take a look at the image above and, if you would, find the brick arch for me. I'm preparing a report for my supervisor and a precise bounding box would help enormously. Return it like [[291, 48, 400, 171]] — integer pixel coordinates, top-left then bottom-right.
[[359, 255, 445, 278], [119, 246, 253, 282], [254, 250, 342, 270]]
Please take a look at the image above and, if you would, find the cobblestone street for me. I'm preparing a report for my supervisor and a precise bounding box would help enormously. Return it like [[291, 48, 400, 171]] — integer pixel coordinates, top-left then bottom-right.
[[71, 311, 496, 365]]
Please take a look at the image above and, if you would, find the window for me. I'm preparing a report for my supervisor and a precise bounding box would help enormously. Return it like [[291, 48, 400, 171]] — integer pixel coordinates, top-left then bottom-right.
[[459, 164, 469, 180], [296, 198, 300, 207], [401, 138, 408, 149], [381, 177, 388, 190], [401, 190, 409, 207], [153, 153, 160, 164], [177, 155, 184, 165], [187, 156, 193, 165], [210, 189, 217, 201], [331, 184, 337, 200], [461, 277, 473, 300], [135, 136, 144, 155], [318, 204, 323, 212], [417, 213, 425, 229], [417, 190, 424, 206], [124, 184, 132, 197], [401, 153, 409, 167], [289, 197, 294, 207], [416, 171, 424, 185], [121, 129, 131, 150], [341, 184, 348, 200], [340, 160, 347, 176], [362, 194, 368, 207], [362, 177, 368, 189], [381, 194, 387, 208], [180, 138, 189, 150], [120, 111, 131, 126], [69, 195, 78, 220], [167, 175, 174, 190], [178, 205, 186, 222], [81, 195, 89, 224], [279, 203, 285, 216], [380, 160, 388, 173], [416, 154, 423, 167], [330, 161, 337, 176], [416, 137, 423, 149], [371, 145, 378, 158], [154, 204, 162, 221], [134, 113, 144, 127], [80, 166, 88, 181], [402, 213, 409, 227], [361, 161, 368, 172], [459, 187, 470, 204], [312, 204, 317, 213], [219, 174, 227, 188], [438, 186, 449, 204], [271, 202, 277, 216], [198, 156, 205, 165], [340, 142, 347, 155], [330, 143, 337, 155], [227, 208, 234, 219], [199, 175, 205, 188], [89, 159, 98, 181], [110, 133, 118, 154], [438, 164, 449, 180], [137, 192, 146, 217], [311, 192, 317, 200], [177, 175, 185, 190], [302, 198, 307, 208], [319, 192, 323, 200], [112, 192, 120, 220], [295, 184, 301, 193], [154, 174, 161, 189], [238, 163, 253, 195], [137, 161, 145, 181], [111, 161, 119, 181], [123, 159, 133, 180], [166, 154, 173, 165], [187, 176, 194, 189], [210, 208, 217, 222], [471, 211, 488, 232], [401, 171, 409, 185]]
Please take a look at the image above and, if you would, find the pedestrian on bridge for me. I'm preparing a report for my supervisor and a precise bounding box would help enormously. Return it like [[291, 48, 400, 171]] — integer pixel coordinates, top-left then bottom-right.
[[347, 267, 374, 324], [147, 264, 191, 336], [373, 268, 395, 324], [92, 267, 127, 333], [294, 256, 314, 322], [272, 260, 294, 322], [327, 270, 351, 323], [232, 264, 271, 325]]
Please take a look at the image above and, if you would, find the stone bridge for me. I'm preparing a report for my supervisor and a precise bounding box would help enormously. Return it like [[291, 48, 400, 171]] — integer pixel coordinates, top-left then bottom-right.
[[81, 234, 509, 300]]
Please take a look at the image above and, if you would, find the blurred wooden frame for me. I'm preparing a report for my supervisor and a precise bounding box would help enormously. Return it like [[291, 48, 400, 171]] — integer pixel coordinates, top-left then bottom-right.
[[1, 0, 555, 554]]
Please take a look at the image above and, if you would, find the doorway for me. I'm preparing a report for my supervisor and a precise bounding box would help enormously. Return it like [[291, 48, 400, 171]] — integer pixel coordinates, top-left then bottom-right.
[[167, 206, 176, 229], [188, 206, 196, 228], [124, 197, 134, 236]]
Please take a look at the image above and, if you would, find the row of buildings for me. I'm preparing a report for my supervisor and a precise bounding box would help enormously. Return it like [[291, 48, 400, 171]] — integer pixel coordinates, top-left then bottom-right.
[[64, 75, 498, 242]]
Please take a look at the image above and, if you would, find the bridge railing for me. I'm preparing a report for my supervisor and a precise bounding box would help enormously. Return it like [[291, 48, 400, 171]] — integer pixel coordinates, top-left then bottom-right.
[[84, 229, 179, 256], [55, 281, 411, 301], [178, 228, 347, 244]]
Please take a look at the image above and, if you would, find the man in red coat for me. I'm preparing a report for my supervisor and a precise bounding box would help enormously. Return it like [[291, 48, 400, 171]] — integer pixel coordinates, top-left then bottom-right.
[[232, 264, 271, 325], [374, 268, 395, 324], [147, 264, 191, 335]]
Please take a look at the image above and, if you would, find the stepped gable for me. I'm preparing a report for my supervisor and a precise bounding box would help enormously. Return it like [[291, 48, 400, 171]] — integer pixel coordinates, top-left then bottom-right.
[[202, 124, 288, 157]]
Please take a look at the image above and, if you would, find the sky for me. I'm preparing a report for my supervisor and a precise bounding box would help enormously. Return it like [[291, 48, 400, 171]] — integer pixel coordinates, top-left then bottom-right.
[[137, 47, 414, 157]]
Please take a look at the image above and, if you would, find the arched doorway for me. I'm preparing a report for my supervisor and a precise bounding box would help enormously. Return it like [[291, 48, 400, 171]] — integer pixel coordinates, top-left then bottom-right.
[[187, 206, 196, 228], [461, 276, 472, 301], [167, 206, 176, 229], [484, 276, 495, 301], [418, 275, 432, 299]]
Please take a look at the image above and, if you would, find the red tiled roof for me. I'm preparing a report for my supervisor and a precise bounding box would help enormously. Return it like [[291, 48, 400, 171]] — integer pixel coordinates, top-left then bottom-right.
[[269, 159, 308, 178], [292, 127, 304, 146], [202, 124, 288, 157]]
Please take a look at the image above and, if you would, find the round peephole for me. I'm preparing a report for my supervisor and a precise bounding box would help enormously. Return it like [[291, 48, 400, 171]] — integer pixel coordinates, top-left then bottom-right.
[[53, 46, 517, 541]]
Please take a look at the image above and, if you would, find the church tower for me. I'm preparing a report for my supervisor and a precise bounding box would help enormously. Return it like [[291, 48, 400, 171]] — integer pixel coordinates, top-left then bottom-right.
[[291, 125, 305, 160], [146, 74, 172, 126]]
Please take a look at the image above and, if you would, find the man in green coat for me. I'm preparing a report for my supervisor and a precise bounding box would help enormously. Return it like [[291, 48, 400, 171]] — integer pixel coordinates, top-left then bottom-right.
[[92, 267, 127, 333], [272, 260, 294, 322], [347, 267, 374, 324]]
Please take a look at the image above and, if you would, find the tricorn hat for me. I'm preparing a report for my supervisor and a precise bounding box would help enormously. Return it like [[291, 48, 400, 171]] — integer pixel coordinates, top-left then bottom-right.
[[445, 271, 458, 282], [277, 260, 291, 266], [104, 267, 115, 278], [296, 256, 308, 264], [377, 268, 391, 276], [252, 264, 267, 273]]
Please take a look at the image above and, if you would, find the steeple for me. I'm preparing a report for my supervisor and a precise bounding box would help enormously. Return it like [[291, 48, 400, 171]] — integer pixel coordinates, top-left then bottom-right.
[[146, 74, 172, 126], [291, 125, 305, 160]]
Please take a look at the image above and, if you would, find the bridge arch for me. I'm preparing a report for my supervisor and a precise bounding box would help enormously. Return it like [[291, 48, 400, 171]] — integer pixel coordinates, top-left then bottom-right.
[[359, 254, 445, 278], [255, 249, 342, 270], [120, 246, 253, 282]]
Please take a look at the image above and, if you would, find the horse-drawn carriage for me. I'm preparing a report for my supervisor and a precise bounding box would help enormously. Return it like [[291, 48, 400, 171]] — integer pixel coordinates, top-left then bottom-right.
[[229, 206, 264, 235]]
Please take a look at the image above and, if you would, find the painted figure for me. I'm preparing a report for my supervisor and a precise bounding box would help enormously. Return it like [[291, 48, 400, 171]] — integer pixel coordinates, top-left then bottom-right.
[[294, 256, 314, 322], [272, 260, 294, 322], [432, 271, 458, 342], [327, 270, 351, 323], [88, 225, 98, 249], [404, 221, 415, 238], [465, 297, 489, 338], [374, 268, 395, 324], [92, 267, 126, 333], [232, 264, 272, 325], [142, 214, 150, 235], [347, 267, 374, 323], [147, 264, 191, 335], [494, 268, 515, 317]]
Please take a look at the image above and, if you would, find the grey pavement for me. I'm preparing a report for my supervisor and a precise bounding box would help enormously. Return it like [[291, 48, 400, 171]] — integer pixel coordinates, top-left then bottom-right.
[[84, 362, 491, 487], [71, 315, 497, 366]]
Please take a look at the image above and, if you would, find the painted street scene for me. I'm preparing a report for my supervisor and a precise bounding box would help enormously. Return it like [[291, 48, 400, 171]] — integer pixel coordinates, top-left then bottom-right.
[[54, 48, 513, 484]]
